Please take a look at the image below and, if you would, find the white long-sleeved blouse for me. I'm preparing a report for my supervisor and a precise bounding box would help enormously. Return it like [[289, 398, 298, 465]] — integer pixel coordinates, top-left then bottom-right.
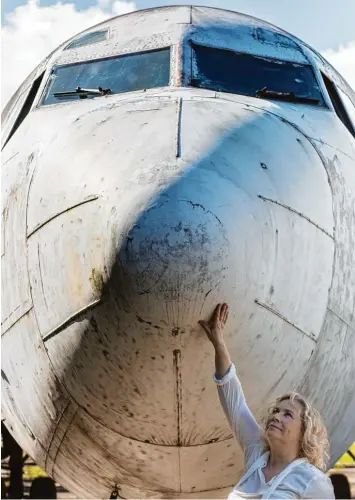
[[214, 364, 335, 499]]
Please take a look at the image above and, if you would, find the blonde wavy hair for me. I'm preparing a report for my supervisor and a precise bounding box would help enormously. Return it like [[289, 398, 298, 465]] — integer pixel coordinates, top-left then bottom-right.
[[260, 392, 330, 471]]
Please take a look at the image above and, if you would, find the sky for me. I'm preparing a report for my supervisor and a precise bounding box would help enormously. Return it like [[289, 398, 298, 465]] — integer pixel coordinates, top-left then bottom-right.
[[1, 0, 355, 108]]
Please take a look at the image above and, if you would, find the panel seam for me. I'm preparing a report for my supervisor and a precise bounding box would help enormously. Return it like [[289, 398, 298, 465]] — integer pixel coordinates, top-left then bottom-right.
[[27, 195, 99, 238], [255, 298, 317, 342]]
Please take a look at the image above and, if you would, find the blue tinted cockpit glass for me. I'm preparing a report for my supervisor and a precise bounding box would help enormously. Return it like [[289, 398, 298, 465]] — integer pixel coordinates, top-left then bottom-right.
[[42, 48, 170, 106], [191, 43, 325, 106]]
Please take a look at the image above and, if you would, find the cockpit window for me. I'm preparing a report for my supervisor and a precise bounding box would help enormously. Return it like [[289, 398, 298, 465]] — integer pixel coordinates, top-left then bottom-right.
[[190, 43, 325, 106], [65, 29, 108, 50], [41, 48, 170, 106]]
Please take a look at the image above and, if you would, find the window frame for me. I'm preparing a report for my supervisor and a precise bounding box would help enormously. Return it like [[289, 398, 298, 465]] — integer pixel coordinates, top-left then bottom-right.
[[338, 87, 355, 130], [64, 28, 109, 50], [188, 41, 326, 107], [2, 72, 45, 149], [40, 46, 172, 107], [321, 72, 355, 138]]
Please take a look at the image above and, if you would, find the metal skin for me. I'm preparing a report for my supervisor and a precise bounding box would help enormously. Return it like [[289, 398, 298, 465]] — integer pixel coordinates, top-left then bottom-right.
[[1, 6, 355, 499]]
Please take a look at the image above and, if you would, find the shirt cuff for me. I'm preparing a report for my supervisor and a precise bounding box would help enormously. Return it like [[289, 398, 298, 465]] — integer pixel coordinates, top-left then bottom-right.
[[213, 363, 236, 386]]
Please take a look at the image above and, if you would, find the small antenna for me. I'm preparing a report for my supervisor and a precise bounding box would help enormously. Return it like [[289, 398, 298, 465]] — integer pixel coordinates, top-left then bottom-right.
[[110, 483, 124, 499], [110, 488, 119, 499]]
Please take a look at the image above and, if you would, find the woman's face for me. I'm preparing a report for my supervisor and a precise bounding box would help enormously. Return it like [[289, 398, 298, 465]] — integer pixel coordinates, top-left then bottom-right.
[[265, 398, 304, 451]]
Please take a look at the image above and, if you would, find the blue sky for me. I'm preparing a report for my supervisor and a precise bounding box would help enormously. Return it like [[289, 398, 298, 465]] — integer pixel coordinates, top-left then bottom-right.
[[2, 0, 355, 106]]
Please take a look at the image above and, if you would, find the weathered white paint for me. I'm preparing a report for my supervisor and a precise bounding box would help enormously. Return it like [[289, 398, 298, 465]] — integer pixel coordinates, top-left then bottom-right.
[[1, 5, 355, 499]]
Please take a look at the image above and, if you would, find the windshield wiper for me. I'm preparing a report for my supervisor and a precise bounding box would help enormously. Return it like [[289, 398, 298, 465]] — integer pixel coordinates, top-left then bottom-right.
[[53, 86, 111, 99], [255, 87, 319, 104]]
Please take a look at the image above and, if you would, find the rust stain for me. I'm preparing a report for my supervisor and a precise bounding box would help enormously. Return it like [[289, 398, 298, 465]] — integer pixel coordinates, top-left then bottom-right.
[[135, 315, 162, 329], [89, 268, 104, 298], [2, 205, 9, 222]]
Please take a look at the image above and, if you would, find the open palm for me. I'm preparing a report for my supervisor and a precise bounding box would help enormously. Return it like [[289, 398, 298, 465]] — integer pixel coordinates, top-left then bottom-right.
[[199, 303, 229, 346]]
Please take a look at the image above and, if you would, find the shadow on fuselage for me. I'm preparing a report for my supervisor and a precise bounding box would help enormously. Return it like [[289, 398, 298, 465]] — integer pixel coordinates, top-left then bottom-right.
[[47, 99, 329, 496]]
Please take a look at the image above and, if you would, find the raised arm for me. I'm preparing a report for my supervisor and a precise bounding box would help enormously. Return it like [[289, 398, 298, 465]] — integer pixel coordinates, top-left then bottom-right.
[[199, 304, 261, 453]]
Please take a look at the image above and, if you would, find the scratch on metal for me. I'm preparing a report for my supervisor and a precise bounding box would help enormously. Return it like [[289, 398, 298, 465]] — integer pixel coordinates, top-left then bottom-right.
[[42, 299, 101, 342], [2, 152, 19, 165], [258, 195, 334, 239], [173, 349, 183, 447], [50, 406, 78, 476], [1, 305, 34, 336], [254, 298, 317, 343], [176, 97, 182, 158], [37, 243, 48, 309], [327, 307, 355, 330], [45, 398, 71, 472], [27, 195, 99, 238], [126, 108, 160, 113], [26, 161, 38, 237]]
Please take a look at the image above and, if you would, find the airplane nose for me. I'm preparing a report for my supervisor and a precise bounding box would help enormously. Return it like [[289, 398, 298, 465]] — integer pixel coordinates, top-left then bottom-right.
[[24, 96, 335, 494], [77, 97, 334, 446]]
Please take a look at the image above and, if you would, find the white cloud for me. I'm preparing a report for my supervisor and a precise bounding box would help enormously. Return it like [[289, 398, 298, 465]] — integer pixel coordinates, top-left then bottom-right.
[[322, 42, 355, 92], [1, 0, 136, 109], [111, 0, 135, 14]]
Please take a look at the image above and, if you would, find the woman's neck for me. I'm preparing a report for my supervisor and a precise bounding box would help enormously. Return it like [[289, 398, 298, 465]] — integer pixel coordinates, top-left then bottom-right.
[[268, 446, 298, 470]]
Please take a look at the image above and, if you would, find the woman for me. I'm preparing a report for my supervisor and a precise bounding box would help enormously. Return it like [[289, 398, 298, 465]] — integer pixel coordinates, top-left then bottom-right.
[[199, 303, 335, 499]]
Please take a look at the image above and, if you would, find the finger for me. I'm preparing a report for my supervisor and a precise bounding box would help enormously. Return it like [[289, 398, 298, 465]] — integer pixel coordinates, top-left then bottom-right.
[[222, 303, 229, 323], [213, 303, 222, 326], [222, 307, 229, 325], [221, 303, 227, 319], [224, 309, 229, 325]]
